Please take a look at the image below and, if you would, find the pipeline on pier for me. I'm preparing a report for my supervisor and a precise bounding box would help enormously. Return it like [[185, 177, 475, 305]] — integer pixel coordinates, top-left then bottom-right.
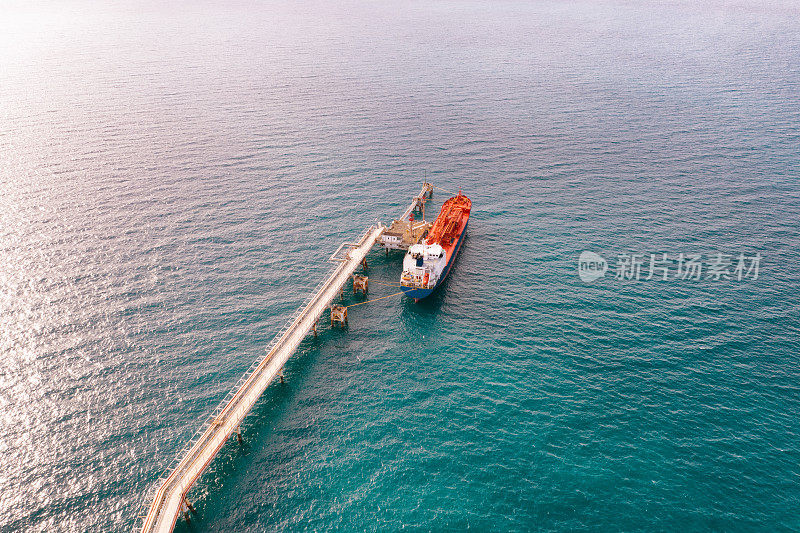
[[140, 183, 433, 533]]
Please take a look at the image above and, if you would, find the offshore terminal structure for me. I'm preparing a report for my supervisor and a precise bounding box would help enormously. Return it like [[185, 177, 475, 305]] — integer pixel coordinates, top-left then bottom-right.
[[140, 183, 434, 533]]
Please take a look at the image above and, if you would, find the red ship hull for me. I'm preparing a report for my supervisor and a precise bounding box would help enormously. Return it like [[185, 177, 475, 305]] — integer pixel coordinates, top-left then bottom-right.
[[401, 193, 471, 301]]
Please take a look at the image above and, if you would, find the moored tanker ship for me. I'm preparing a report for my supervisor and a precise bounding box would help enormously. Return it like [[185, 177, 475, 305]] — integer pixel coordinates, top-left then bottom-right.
[[400, 192, 471, 301]]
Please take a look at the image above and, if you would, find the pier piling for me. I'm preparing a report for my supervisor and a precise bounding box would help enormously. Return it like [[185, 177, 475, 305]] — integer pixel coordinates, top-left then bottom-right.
[[330, 305, 348, 327], [353, 275, 368, 295]]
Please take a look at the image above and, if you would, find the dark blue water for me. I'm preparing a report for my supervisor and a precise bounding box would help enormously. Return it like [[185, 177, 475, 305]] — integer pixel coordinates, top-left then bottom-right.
[[2, 1, 799, 530]]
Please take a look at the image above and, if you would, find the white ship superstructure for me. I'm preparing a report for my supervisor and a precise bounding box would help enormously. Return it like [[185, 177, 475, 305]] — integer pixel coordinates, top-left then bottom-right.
[[401, 242, 446, 292]]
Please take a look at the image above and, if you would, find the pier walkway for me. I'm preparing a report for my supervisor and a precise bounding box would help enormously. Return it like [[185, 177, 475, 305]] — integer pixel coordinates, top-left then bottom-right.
[[141, 185, 430, 533], [400, 181, 433, 221]]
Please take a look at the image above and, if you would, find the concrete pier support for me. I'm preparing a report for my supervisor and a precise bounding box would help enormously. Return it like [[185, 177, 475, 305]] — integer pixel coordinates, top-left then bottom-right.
[[180, 497, 195, 523]]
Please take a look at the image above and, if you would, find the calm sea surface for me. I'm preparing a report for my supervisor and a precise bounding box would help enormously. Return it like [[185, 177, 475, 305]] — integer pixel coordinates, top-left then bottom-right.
[[2, 1, 799, 531]]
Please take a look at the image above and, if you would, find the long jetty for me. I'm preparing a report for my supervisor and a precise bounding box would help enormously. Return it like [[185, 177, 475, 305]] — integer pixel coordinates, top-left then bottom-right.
[[140, 183, 433, 533]]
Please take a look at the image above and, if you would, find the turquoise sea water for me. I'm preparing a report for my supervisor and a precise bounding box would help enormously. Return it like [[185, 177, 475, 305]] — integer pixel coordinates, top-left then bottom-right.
[[2, 1, 800, 531]]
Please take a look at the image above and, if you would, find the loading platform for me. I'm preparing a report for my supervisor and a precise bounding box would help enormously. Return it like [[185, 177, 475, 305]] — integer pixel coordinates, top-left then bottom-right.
[[380, 182, 433, 251], [140, 184, 433, 533]]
